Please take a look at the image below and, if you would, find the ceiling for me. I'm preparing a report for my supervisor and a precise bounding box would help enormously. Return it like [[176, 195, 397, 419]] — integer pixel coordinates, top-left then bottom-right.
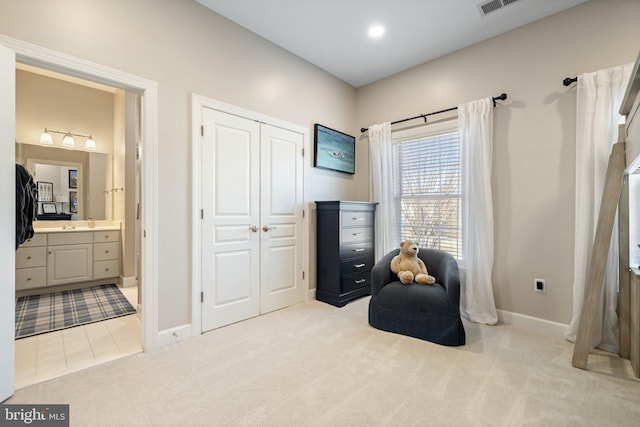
[[196, 0, 589, 88]]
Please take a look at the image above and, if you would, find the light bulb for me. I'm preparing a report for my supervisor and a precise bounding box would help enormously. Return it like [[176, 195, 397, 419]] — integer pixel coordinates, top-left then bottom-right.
[[85, 137, 96, 151], [40, 130, 53, 145], [368, 25, 385, 38], [62, 133, 75, 149]]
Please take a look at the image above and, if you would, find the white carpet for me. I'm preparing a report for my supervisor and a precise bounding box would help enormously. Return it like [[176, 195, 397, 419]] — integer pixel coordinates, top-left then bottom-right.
[[7, 296, 640, 426]]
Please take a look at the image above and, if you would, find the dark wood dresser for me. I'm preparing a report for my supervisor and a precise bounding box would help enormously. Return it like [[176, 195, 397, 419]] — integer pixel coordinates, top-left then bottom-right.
[[315, 201, 377, 307]]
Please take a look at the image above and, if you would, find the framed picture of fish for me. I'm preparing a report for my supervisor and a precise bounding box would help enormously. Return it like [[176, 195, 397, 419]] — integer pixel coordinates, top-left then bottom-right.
[[313, 124, 355, 174]]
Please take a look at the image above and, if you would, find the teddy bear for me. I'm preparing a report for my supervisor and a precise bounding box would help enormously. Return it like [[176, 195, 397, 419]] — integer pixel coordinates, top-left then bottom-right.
[[390, 240, 436, 285]]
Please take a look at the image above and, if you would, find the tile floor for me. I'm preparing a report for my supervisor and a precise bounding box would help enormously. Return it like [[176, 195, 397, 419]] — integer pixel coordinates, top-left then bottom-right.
[[14, 286, 142, 390]]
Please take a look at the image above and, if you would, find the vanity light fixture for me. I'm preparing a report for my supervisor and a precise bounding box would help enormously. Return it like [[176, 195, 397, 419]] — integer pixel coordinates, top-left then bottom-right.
[[39, 128, 97, 151]]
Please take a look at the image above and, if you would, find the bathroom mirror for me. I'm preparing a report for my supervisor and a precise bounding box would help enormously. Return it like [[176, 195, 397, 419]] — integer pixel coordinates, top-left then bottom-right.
[[16, 143, 110, 220]]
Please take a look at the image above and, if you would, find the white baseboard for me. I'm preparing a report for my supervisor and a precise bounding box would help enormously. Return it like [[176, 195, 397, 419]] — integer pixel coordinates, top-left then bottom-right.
[[156, 324, 191, 347], [307, 288, 316, 301], [497, 309, 568, 338], [120, 275, 137, 288]]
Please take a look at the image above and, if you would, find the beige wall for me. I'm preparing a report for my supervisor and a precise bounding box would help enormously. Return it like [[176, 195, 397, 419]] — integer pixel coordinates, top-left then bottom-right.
[[15, 69, 114, 153], [0, 0, 358, 331], [112, 90, 138, 282], [15, 69, 115, 221], [355, 0, 640, 324], [5, 0, 639, 331]]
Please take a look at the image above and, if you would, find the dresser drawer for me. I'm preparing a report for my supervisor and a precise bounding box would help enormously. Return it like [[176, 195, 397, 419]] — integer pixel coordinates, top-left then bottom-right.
[[16, 247, 46, 268], [20, 233, 46, 247], [16, 267, 46, 290], [341, 271, 371, 293], [94, 242, 120, 261], [341, 227, 373, 244], [340, 255, 375, 276], [341, 211, 374, 228], [93, 260, 120, 280], [94, 231, 120, 243], [339, 241, 374, 259]]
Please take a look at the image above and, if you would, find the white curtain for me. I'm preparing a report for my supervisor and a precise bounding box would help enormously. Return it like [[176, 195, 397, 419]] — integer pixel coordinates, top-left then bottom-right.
[[458, 98, 498, 325], [368, 122, 397, 260], [566, 64, 632, 353]]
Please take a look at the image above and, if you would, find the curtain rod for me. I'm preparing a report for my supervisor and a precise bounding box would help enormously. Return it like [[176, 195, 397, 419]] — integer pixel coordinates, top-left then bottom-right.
[[563, 77, 578, 86], [360, 93, 507, 133]]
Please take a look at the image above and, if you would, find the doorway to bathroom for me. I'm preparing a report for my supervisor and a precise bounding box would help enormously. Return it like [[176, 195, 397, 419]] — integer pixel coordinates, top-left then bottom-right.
[[1, 37, 159, 403], [0, 37, 161, 402], [13, 63, 144, 389]]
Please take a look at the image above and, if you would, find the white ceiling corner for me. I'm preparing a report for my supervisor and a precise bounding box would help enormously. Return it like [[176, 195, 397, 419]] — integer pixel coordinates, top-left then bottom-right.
[[195, 0, 589, 88]]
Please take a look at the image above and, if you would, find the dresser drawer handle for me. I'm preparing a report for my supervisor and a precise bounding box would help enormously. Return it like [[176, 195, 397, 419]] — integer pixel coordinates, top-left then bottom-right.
[[355, 279, 366, 284], [105, 268, 110, 271], [354, 263, 366, 268], [26, 277, 31, 281], [105, 235, 110, 239], [27, 256, 31, 260], [352, 217, 365, 221], [353, 248, 365, 252], [352, 233, 364, 236], [105, 250, 110, 254]]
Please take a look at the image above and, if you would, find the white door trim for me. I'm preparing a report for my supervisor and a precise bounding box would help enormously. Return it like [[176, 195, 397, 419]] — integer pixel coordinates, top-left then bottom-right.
[[0, 43, 16, 402], [0, 34, 160, 351], [191, 94, 310, 337]]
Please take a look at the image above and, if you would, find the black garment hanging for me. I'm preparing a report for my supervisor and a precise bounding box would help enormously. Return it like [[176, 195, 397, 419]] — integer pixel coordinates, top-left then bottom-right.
[[16, 163, 37, 250]]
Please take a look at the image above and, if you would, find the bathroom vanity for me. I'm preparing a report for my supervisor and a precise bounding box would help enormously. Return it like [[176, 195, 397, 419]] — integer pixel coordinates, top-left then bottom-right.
[[15, 221, 121, 295]]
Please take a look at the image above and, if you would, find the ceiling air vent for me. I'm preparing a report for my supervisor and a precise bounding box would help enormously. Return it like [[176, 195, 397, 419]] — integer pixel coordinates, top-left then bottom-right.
[[478, 0, 522, 16]]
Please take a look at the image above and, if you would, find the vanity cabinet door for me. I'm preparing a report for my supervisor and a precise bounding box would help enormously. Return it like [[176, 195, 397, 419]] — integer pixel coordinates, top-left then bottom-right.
[[47, 243, 93, 286]]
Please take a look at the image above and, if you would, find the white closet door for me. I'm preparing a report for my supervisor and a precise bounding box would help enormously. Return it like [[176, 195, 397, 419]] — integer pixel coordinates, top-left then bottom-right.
[[259, 124, 304, 314], [200, 108, 305, 332], [0, 43, 16, 402], [201, 108, 261, 332]]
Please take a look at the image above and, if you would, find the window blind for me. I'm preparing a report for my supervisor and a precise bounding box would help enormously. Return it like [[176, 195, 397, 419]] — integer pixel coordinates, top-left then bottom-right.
[[393, 131, 462, 259]]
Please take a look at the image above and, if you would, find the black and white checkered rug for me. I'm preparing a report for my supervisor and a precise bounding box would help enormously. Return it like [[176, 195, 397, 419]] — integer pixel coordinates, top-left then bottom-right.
[[15, 284, 136, 339]]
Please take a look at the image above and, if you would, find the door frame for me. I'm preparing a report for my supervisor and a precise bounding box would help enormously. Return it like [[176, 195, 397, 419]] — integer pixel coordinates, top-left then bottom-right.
[[0, 42, 16, 402], [0, 34, 160, 351], [191, 94, 310, 336]]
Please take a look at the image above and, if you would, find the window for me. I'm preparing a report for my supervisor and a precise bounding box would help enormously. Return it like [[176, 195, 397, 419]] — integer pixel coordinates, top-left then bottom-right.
[[392, 121, 462, 259]]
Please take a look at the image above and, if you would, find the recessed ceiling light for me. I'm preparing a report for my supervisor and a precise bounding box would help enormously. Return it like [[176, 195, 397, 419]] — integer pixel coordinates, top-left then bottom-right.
[[368, 25, 385, 38]]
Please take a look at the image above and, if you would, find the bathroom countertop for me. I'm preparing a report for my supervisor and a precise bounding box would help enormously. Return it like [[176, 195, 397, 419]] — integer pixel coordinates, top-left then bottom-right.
[[33, 221, 121, 233], [33, 225, 121, 233]]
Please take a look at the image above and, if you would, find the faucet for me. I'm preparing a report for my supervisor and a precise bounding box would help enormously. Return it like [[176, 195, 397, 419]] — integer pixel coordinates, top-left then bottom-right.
[[62, 222, 76, 230]]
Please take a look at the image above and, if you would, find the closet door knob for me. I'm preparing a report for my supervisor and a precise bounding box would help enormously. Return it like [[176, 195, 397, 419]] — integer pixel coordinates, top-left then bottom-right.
[[249, 225, 259, 233], [262, 225, 277, 232]]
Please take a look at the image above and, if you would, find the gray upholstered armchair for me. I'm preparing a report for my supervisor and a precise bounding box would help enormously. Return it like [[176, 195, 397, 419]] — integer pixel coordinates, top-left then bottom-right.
[[368, 248, 465, 346]]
